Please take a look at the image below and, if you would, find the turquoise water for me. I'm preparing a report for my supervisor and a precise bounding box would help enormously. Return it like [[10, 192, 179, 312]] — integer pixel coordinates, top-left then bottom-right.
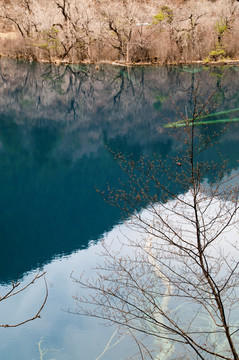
[[0, 60, 238, 359]]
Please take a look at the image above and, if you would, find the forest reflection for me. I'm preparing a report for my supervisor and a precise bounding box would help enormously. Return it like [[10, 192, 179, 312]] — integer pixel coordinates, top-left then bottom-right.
[[0, 59, 238, 282]]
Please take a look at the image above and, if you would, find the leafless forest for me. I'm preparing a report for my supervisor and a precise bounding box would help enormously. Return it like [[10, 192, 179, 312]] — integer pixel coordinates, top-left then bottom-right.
[[0, 0, 239, 63]]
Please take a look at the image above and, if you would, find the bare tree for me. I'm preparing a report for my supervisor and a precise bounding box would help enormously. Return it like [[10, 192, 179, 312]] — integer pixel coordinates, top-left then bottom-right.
[[0, 0, 39, 38], [0, 271, 48, 328], [53, 0, 96, 60], [72, 90, 239, 359], [100, 0, 151, 63]]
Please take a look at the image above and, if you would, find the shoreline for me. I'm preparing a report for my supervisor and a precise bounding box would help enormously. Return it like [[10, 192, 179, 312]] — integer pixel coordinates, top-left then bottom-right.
[[1, 53, 239, 67], [1, 0, 239, 70]]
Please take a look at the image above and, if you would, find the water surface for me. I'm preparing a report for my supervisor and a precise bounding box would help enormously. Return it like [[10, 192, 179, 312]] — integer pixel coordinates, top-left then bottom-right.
[[0, 60, 239, 359]]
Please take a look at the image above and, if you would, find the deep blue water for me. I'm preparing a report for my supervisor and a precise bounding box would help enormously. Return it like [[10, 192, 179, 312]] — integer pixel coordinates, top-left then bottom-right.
[[0, 59, 239, 359]]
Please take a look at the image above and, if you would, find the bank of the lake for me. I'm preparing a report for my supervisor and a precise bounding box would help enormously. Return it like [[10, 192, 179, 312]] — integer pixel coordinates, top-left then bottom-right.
[[0, 0, 239, 65]]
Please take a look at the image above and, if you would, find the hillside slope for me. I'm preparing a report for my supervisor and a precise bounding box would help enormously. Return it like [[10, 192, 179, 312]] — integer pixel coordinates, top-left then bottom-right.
[[0, 0, 239, 64]]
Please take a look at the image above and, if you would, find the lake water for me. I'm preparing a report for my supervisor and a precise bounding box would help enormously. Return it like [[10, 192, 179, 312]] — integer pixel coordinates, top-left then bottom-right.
[[0, 59, 239, 359]]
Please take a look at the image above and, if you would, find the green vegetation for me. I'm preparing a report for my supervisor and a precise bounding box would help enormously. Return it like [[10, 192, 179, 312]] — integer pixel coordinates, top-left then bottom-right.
[[215, 18, 229, 44], [204, 18, 229, 62], [152, 5, 173, 25], [152, 11, 165, 24], [34, 26, 61, 59], [165, 117, 239, 128], [165, 106, 239, 127], [204, 45, 226, 62]]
